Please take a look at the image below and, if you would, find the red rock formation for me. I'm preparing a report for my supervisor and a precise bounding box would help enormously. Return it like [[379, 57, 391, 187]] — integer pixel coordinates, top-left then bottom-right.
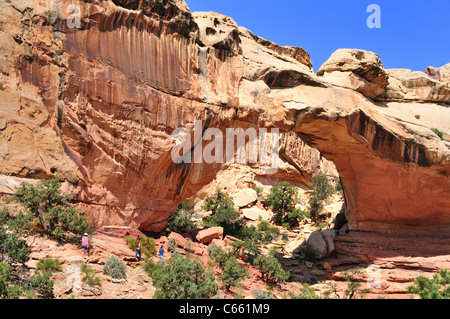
[[0, 0, 449, 238]]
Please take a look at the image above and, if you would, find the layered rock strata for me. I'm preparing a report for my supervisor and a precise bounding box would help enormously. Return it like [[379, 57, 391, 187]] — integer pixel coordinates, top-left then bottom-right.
[[0, 0, 449, 236]]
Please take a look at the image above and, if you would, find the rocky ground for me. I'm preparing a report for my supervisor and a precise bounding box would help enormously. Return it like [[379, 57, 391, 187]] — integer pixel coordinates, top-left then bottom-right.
[[22, 176, 450, 300]]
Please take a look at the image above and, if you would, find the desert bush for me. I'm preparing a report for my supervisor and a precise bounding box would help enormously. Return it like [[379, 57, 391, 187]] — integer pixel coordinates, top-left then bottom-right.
[[167, 237, 178, 253], [0, 208, 31, 265], [432, 128, 444, 140], [237, 226, 272, 256], [124, 236, 136, 250], [257, 221, 280, 237], [36, 258, 62, 273], [125, 235, 157, 261], [407, 269, 450, 299], [299, 242, 319, 262], [152, 253, 218, 299], [219, 257, 249, 292], [81, 264, 102, 287], [265, 182, 298, 225], [103, 255, 127, 280], [309, 171, 334, 222], [28, 270, 54, 299], [342, 267, 370, 299], [253, 187, 264, 196], [6, 178, 94, 243], [208, 244, 239, 269], [0, 262, 23, 299], [253, 253, 290, 284], [142, 258, 160, 277], [202, 190, 244, 237], [283, 209, 309, 229], [252, 288, 275, 299], [165, 201, 197, 234], [288, 283, 323, 299]]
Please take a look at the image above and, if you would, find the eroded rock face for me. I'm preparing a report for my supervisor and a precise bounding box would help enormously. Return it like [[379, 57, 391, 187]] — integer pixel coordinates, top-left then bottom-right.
[[317, 49, 389, 99], [0, 0, 449, 235]]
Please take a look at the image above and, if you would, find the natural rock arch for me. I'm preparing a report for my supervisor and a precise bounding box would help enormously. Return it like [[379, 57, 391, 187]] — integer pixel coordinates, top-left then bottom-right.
[[0, 0, 449, 236]]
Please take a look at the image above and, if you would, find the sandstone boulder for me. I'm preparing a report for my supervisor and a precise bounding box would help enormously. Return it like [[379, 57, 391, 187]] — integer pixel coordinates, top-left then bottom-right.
[[195, 227, 224, 244], [232, 189, 258, 208], [211, 238, 225, 248], [305, 231, 328, 260], [242, 207, 272, 221], [168, 232, 188, 248], [224, 235, 241, 246], [317, 49, 389, 99], [321, 229, 336, 256], [304, 229, 337, 260]]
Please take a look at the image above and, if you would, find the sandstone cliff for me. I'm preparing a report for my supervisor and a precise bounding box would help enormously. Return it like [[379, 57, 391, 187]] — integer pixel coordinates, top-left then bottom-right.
[[0, 0, 449, 236]]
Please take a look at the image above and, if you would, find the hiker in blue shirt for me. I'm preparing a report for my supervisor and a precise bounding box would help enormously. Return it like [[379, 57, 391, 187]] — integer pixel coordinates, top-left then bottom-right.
[[158, 245, 165, 262]]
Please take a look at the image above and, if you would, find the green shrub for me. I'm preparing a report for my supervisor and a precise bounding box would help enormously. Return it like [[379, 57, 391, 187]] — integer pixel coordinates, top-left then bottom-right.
[[126, 235, 157, 261], [407, 269, 450, 299], [81, 264, 102, 287], [124, 236, 137, 250], [265, 182, 298, 225], [103, 255, 127, 280], [284, 209, 308, 228], [142, 258, 160, 277], [36, 258, 62, 273], [0, 208, 31, 265], [140, 236, 157, 260], [219, 257, 249, 292], [208, 244, 240, 269], [257, 221, 280, 237], [202, 190, 244, 237], [152, 253, 218, 299], [0, 209, 55, 299], [432, 128, 444, 140], [208, 243, 249, 292], [167, 237, 178, 253], [309, 171, 334, 222], [253, 253, 290, 283], [165, 201, 197, 234], [253, 187, 263, 196], [253, 288, 275, 299], [237, 226, 272, 256], [0, 226, 30, 265], [289, 283, 323, 299], [6, 178, 94, 243], [342, 267, 370, 299], [335, 180, 342, 193], [28, 270, 54, 299], [0, 262, 23, 299]]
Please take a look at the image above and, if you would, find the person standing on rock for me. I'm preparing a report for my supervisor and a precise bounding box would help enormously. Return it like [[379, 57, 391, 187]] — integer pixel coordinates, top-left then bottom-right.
[[81, 233, 90, 256], [158, 245, 165, 263], [134, 236, 142, 261]]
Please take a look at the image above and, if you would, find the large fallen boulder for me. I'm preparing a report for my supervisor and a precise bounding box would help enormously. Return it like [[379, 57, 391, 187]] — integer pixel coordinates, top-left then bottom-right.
[[168, 232, 188, 248], [303, 229, 337, 260], [195, 227, 224, 244], [232, 189, 258, 208], [242, 207, 272, 221]]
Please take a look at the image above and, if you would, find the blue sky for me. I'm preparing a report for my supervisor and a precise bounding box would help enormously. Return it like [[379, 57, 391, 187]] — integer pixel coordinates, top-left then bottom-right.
[[184, 0, 449, 72]]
